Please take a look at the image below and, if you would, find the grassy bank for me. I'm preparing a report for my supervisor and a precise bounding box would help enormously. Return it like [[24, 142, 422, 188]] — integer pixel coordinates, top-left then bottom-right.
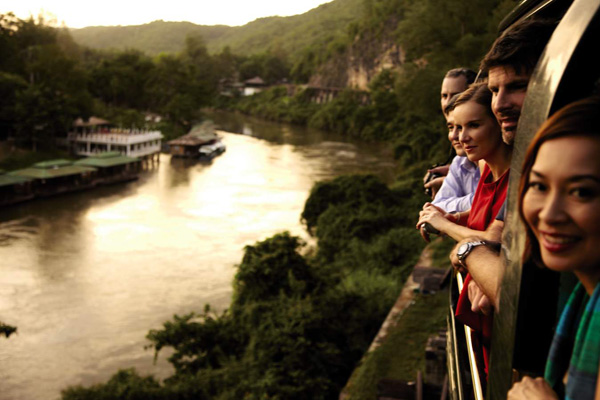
[[343, 290, 448, 399], [340, 237, 453, 398]]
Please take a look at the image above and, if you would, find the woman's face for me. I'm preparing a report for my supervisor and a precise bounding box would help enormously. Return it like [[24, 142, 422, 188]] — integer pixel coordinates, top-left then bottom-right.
[[454, 101, 502, 162], [523, 136, 600, 289]]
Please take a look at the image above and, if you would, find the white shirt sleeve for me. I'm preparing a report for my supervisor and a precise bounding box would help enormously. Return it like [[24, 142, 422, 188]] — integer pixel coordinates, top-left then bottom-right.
[[431, 156, 477, 213]]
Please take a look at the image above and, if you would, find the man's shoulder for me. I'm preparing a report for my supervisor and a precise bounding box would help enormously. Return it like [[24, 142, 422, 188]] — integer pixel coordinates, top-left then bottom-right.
[[452, 156, 477, 172]]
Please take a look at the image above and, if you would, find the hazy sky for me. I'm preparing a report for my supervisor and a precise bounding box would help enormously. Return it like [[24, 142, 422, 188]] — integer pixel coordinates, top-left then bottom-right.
[[2, 0, 334, 28]]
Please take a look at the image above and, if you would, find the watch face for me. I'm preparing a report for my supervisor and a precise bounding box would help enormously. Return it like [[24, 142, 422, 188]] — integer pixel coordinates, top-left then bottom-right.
[[457, 243, 470, 258]]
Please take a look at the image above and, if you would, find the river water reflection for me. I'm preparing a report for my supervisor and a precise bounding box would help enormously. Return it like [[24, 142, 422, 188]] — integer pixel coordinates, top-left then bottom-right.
[[0, 112, 397, 400]]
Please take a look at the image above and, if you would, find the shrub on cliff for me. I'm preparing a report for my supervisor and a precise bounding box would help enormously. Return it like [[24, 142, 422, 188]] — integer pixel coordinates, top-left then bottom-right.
[[301, 174, 401, 232], [232, 232, 320, 306]]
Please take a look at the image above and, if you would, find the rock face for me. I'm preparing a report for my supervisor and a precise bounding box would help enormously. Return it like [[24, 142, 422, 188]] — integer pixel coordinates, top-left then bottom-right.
[[309, 33, 404, 90]]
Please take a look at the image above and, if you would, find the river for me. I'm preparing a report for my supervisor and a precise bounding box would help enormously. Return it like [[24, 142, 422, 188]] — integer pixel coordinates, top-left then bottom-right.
[[0, 111, 398, 400]]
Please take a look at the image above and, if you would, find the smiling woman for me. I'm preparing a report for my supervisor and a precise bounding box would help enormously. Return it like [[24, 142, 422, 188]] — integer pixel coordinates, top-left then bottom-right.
[[523, 136, 600, 282], [510, 96, 600, 400]]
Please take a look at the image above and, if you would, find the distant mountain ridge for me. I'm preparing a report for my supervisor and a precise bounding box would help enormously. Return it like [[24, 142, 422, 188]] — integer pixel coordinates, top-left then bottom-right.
[[70, 0, 362, 60]]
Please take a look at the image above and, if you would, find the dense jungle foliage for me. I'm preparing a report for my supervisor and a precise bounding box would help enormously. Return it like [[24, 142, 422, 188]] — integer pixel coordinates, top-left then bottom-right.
[[1, 0, 520, 397]]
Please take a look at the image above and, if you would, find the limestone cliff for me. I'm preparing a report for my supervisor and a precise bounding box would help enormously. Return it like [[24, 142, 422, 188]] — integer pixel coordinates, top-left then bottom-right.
[[308, 30, 404, 90]]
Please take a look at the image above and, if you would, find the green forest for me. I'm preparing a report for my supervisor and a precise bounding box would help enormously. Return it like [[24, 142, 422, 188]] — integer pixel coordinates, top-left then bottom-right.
[[1, 0, 518, 398], [70, 0, 363, 61]]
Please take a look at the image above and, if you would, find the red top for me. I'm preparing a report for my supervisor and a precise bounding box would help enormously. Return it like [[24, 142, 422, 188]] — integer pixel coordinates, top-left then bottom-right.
[[467, 164, 510, 230], [456, 164, 509, 377]]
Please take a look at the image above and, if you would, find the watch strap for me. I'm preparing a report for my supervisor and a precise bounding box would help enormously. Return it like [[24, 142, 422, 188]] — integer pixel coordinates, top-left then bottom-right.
[[457, 240, 488, 267]]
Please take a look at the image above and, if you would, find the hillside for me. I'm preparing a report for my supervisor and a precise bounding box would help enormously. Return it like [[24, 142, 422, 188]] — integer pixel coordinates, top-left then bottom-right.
[[69, 0, 362, 60], [69, 21, 231, 56]]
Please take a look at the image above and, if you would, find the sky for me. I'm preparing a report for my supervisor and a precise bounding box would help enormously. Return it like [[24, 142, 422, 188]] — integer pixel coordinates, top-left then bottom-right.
[[2, 0, 334, 28]]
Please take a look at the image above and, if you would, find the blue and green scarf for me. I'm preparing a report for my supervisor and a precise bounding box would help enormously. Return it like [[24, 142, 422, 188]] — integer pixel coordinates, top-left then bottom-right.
[[545, 282, 600, 399]]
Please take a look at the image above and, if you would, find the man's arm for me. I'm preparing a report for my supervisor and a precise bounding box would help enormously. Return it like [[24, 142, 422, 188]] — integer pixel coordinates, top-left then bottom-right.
[[433, 191, 474, 214], [450, 228, 505, 310], [418, 208, 503, 243]]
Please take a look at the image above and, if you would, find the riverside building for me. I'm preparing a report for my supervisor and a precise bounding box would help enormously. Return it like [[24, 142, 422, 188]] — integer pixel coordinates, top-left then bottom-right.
[[68, 117, 162, 164]]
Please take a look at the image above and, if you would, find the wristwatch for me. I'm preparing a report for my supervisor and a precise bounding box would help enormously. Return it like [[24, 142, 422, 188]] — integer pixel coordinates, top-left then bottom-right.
[[456, 240, 488, 268]]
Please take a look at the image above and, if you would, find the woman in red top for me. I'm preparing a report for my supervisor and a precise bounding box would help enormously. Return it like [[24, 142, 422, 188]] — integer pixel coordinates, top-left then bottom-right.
[[417, 82, 512, 375], [417, 82, 511, 244]]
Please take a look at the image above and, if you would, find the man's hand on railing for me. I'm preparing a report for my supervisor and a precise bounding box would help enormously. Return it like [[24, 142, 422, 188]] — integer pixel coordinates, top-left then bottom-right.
[[424, 176, 445, 198], [424, 164, 450, 179], [467, 279, 492, 315], [508, 376, 558, 400], [422, 164, 449, 199]]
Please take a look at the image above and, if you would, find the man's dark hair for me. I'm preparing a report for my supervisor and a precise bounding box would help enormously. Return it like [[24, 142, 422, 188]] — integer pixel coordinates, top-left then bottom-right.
[[480, 18, 557, 75], [445, 68, 477, 85], [444, 93, 461, 115]]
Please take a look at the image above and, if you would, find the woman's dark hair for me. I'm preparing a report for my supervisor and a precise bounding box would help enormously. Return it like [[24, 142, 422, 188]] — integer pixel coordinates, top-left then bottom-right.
[[518, 96, 600, 265], [453, 82, 494, 119]]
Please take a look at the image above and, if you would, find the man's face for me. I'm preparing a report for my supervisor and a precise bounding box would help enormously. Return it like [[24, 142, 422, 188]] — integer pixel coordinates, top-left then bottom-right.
[[440, 76, 468, 114], [446, 110, 465, 157], [488, 66, 531, 145]]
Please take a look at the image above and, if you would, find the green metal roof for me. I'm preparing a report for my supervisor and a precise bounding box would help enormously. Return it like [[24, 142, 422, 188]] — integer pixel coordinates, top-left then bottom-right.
[[95, 151, 123, 158], [32, 159, 73, 169], [10, 164, 97, 179], [0, 174, 32, 187], [74, 152, 140, 168]]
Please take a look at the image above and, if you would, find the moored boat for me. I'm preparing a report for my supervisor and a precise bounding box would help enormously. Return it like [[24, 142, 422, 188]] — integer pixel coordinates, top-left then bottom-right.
[[198, 139, 226, 159]]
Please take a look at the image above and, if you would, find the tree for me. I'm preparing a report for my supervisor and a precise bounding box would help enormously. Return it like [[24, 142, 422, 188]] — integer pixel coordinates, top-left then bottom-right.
[[233, 232, 317, 306], [213, 46, 240, 82], [181, 34, 218, 107], [0, 71, 27, 139], [239, 52, 290, 84], [0, 17, 92, 148], [88, 50, 154, 109], [0, 322, 16, 338]]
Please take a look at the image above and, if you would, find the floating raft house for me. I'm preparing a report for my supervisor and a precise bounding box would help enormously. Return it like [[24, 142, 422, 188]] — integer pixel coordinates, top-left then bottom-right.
[[168, 121, 218, 158], [9, 159, 96, 197], [0, 171, 34, 206], [74, 152, 141, 184], [10, 159, 96, 179], [0, 171, 32, 186]]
